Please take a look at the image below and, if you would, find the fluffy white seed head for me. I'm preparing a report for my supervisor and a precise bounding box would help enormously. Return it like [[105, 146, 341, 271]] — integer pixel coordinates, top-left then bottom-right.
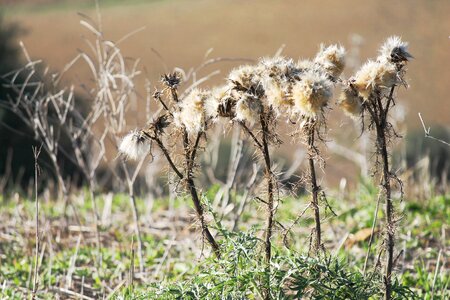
[[262, 77, 293, 115], [234, 95, 262, 125], [314, 44, 346, 79], [291, 71, 333, 119], [338, 87, 362, 118], [204, 86, 225, 119], [352, 60, 398, 100], [228, 65, 264, 91], [119, 131, 150, 160], [297, 59, 316, 73], [173, 88, 209, 136], [259, 56, 298, 79], [378, 36, 412, 64]]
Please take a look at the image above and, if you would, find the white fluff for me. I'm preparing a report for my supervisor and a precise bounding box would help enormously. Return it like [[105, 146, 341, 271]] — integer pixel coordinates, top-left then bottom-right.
[[377, 36, 412, 63], [291, 71, 333, 119], [353, 60, 398, 100], [119, 131, 150, 160], [205, 86, 229, 119], [174, 89, 208, 136], [314, 44, 346, 79], [262, 77, 292, 115], [234, 95, 262, 125]]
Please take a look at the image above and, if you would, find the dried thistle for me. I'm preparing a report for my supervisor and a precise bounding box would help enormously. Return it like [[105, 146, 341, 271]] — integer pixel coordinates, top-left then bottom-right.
[[338, 85, 363, 117], [314, 44, 346, 79], [291, 71, 333, 120], [173, 88, 210, 136], [119, 130, 151, 160], [161, 71, 182, 89], [340, 36, 411, 300]]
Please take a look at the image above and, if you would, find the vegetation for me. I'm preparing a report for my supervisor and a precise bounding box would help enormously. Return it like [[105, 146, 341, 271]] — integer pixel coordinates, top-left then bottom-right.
[[0, 185, 447, 299], [0, 5, 448, 300]]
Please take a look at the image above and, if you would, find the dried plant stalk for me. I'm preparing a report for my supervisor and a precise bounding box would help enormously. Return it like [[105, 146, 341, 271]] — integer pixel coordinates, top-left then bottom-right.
[[306, 123, 322, 251], [339, 36, 411, 300], [32, 145, 42, 299]]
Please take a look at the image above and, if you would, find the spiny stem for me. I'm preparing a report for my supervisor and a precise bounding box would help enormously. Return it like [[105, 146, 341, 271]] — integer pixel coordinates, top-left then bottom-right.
[[239, 114, 275, 300], [307, 124, 322, 252], [260, 113, 274, 300], [366, 87, 397, 300], [153, 135, 184, 179], [378, 123, 394, 300], [182, 129, 220, 257]]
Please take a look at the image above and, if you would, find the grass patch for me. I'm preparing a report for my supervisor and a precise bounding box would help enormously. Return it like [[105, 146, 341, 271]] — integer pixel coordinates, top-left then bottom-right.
[[0, 183, 448, 299]]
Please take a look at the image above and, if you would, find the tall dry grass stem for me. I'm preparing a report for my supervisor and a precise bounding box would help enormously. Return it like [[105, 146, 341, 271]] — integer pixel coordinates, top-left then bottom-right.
[[31, 145, 42, 300]]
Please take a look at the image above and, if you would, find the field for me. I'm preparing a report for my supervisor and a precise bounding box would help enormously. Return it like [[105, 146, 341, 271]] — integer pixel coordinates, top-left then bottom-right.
[[0, 1, 449, 299], [4, 0, 450, 125], [1, 184, 449, 299]]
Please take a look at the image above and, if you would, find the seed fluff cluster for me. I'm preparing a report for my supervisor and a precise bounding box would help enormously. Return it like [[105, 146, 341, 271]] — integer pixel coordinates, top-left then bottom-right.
[[118, 130, 150, 160], [208, 44, 346, 125], [339, 36, 411, 117], [119, 43, 350, 159], [173, 88, 210, 136]]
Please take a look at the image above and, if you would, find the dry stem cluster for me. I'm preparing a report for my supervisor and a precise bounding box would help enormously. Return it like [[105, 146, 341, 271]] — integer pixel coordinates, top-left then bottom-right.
[[1, 12, 411, 299]]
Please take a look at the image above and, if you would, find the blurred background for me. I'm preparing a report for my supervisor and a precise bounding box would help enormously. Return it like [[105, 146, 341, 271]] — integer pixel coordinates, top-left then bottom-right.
[[1, 0, 449, 194]]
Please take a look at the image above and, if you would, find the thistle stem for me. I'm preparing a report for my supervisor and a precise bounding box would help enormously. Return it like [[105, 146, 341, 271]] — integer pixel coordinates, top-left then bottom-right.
[[260, 114, 274, 300], [182, 130, 221, 257], [378, 124, 394, 300], [238, 114, 274, 300], [367, 86, 396, 300], [307, 124, 322, 252]]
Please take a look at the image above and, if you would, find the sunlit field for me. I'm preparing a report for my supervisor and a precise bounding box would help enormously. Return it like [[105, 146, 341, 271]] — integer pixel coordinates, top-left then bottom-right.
[[0, 1, 449, 299]]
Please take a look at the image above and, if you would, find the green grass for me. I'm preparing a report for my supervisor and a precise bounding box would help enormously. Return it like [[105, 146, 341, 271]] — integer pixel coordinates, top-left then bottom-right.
[[0, 182, 448, 299]]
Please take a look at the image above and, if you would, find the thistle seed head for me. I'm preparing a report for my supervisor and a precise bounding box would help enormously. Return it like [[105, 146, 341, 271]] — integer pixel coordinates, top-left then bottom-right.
[[173, 88, 210, 136], [291, 71, 333, 119], [205, 85, 230, 119], [161, 72, 182, 88], [314, 44, 346, 79], [262, 77, 293, 115], [259, 56, 298, 79], [378, 36, 412, 65], [234, 94, 263, 125], [352, 60, 399, 100], [119, 130, 150, 160], [338, 86, 362, 118]]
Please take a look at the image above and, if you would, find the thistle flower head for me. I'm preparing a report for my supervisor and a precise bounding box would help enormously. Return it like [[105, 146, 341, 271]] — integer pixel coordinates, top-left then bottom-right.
[[205, 85, 231, 119], [314, 44, 346, 79], [259, 56, 298, 79], [161, 72, 182, 88], [262, 76, 293, 115], [297, 59, 316, 73], [173, 88, 209, 136], [228, 65, 264, 93], [378, 36, 412, 64], [292, 71, 333, 119], [338, 86, 362, 118], [234, 94, 263, 125], [119, 130, 150, 160], [352, 60, 398, 100]]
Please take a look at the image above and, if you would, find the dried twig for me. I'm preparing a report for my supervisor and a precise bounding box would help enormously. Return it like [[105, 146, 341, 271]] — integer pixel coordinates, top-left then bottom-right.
[[363, 191, 382, 275], [418, 113, 450, 147], [31, 145, 42, 299]]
